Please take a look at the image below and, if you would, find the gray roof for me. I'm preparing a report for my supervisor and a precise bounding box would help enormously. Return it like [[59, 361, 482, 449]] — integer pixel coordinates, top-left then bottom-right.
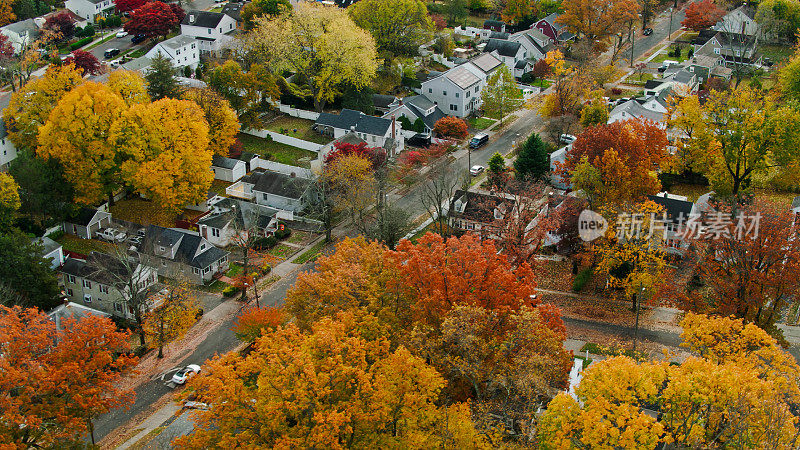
[[444, 66, 480, 90], [644, 79, 664, 90], [122, 57, 152, 72], [0, 121, 6, 139], [48, 302, 111, 332], [611, 99, 665, 123], [182, 10, 227, 28], [469, 52, 503, 73], [143, 225, 229, 269], [406, 94, 435, 111], [372, 94, 398, 109], [221, 2, 244, 21], [242, 170, 312, 199], [36, 236, 62, 255], [212, 154, 243, 170], [648, 194, 694, 223], [515, 59, 528, 69], [489, 31, 510, 39], [792, 196, 800, 209], [315, 109, 392, 136], [66, 207, 101, 227], [2, 18, 40, 36], [200, 199, 278, 230], [732, 5, 756, 20], [672, 69, 695, 84], [161, 35, 196, 49], [484, 38, 522, 57], [60, 252, 140, 287], [542, 13, 564, 31], [402, 95, 446, 130]]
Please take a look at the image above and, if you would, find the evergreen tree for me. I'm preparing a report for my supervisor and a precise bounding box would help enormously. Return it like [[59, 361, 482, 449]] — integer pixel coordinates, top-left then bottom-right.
[[0, 230, 61, 310], [145, 53, 180, 100], [488, 152, 505, 174], [341, 85, 375, 115], [514, 133, 550, 180]]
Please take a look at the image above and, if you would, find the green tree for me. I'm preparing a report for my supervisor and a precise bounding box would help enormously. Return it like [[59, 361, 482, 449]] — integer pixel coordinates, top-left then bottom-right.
[[571, 154, 602, 208], [488, 151, 506, 188], [240, 0, 291, 29], [779, 48, 800, 101], [481, 65, 522, 126], [8, 150, 75, 226], [580, 94, 610, 127], [0, 172, 20, 232], [514, 133, 549, 180], [444, 0, 468, 25], [341, 84, 376, 115], [349, 0, 434, 56], [145, 53, 179, 100], [0, 230, 61, 309]]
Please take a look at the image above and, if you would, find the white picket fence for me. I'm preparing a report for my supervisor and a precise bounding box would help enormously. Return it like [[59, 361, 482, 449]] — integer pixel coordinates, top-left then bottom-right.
[[242, 128, 325, 153], [431, 54, 457, 69], [453, 26, 490, 40], [251, 157, 315, 180], [277, 104, 320, 121]]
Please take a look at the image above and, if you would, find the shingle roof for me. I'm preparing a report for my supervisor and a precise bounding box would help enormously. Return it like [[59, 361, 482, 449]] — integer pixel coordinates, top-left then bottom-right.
[[402, 95, 446, 130], [242, 170, 311, 200], [647, 194, 694, 223], [489, 31, 510, 39], [610, 99, 665, 123], [484, 19, 505, 29], [61, 252, 139, 287], [315, 109, 392, 136], [792, 195, 800, 210], [48, 302, 110, 332], [515, 59, 528, 69], [372, 94, 398, 109], [2, 18, 39, 35], [143, 225, 229, 269], [449, 190, 509, 223], [161, 35, 196, 49], [469, 52, 503, 73], [36, 236, 61, 255], [543, 13, 564, 30], [212, 154, 242, 170], [644, 79, 664, 90], [672, 69, 695, 84], [484, 38, 522, 57], [221, 2, 244, 21], [444, 66, 480, 90], [182, 10, 226, 28], [66, 208, 101, 227], [406, 94, 435, 111]]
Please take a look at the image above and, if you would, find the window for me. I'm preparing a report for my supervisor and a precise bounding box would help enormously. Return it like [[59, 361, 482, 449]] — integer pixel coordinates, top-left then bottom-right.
[[443, 90, 447, 96], [466, 91, 471, 98], [67, 274, 76, 284], [203, 267, 210, 274], [475, 86, 479, 93], [161, 260, 166, 267], [714, 48, 720, 55], [67, 288, 73, 296], [455, 92, 459, 98], [212, 228, 220, 237], [193, 268, 200, 275], [218, 27, 222, 32], [72, 225, 77, 234], [191, 43, 196, 49], [83, 280, 92, 289], [371, 136, 376, 142], [99, 284, 109, 294], [200, 243, 206, 250], [208, 29, 212, 34], [449, 104, 457, 111], [428, 88, 432, 93], [158, 246, 165, 252], [221, 256, 228, 264], [84, 294, 92, 303]]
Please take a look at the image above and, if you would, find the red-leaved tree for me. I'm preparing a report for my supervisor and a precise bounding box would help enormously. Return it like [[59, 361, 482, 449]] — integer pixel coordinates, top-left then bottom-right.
[[169, 3, 186, 23], [430, 14, 446, 30], [324, 141, 387, 170], [681, 0, 725, 31], [232, 306, 287, 342], [44, 11, 75, 40], [433, 116, 469, 139], [124, 1, 179, 38], [66, 50, 101, 75], [0, 34, 13, 61], [115, 0, 146, 12], [531, 58, 552, 79]]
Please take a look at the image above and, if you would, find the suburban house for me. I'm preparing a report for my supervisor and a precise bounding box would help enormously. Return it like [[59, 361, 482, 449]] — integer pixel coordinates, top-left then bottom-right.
[[647, 192, 695, 255], [421, 65, 482, 118], [549, 145, 571, 190], [185, 191, 225, 212], [63, 208, 113, 239], [227, 169, 315, 212], [453, 25, 493, 41], [314, 109, 403, 154], [533, 13, 575, 44], [448, 189, 513, 238], [180, 11, 237, 56], [211, 155, 247, 182], [48, 301, 111, 332], [687, 55, 733, 83], [694, 31, 761, 68], [0, 19, 39, 53], [483, 39, 530, 78], [0, 121, 17, 169], [36, 236, 64, 269], [144, 35, 200, 69], [197, 199, 279, 247], [220, 1, 246, 27], [463, 52, 504, 81], [714, 5, 758, 36], [64, 0, 114, 23], [382, 95, 446, 136], [59, 251, 158, 319], [509, 28, 553, 62], [373, 94, 400, 114], [140, 225, 230, 284], [483, 19, 506, 33]]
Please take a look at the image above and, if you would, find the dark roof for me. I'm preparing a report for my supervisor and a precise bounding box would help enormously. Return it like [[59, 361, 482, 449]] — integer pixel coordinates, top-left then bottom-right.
[[792, 195, 800, 209], [484, 38, 522, 57], [403, 95, 446, 130], [515, 59, 528, 69], [449, 190, 509, 223], [489, 31, 510, 39], [220, 2, 244, 21], [143, 225, 228, 269], [647, 194, 694, 223], [672, 69, 695, 84], [692, 28, 718, 46], [483, 19, 505, 29], [212, 154, 242, 170], [405, 94, 435, 111], [372, 94, 398, 110], [66, 208, 101, 227], [315, 109, 392, 136], [243, 170, 311, 199], [733, 5, 756, 20], [61, 252, 138, 287], [182, 10, 226, 28], [644, 79, 664, 90], [542, 13, 563, 30]]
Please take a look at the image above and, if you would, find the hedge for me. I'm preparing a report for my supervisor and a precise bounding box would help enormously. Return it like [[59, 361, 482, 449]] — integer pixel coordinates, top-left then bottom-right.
[[70, 36, 93, 50], [572, 267, 593, 292], [222, 286, 241, 297]]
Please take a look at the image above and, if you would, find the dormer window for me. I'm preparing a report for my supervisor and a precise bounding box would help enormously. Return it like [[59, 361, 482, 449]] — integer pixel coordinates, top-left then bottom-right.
[[158, 246, 165, 252], [200, 244, 206, 250]]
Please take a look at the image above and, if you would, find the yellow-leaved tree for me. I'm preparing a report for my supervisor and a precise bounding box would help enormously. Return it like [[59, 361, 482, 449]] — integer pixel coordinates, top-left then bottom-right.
[[37, 82, 128, 206], [181, 88, 239, 156], [0, 172, 20, 231], [107, 69, 151, 105], [143, 281, 199, 358], [3, 64, 84, 150], [112, 98, 213, 212]]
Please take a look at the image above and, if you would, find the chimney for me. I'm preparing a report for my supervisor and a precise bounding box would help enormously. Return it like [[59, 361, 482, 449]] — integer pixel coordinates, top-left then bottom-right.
[[350, 125, 356, 131], [391, 115, 396, 140], [290, 172, 296, 178], [189, 14, 195, 23]]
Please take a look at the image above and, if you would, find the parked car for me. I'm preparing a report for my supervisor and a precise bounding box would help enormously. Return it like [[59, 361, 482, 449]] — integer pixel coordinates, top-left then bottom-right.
[[116, 31, 128, 38], [469, 165, 485, 176], [172, 364, 201, 385], [131, 34, 146, 44], [129, 235, 143, 245], [559, 134, 577, 145], [104, 48, 120, 59], [109, 60, 121, 68], [658, 60, 679, 73], [469, 133, 489, 149], [643, 27, 653, 36], [137, 228, 146, 237], [97, 228, 126, 242]]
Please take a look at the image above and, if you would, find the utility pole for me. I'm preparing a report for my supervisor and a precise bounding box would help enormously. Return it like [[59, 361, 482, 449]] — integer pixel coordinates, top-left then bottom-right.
[[668, 7, 674, 41], [629, 28, 636, 68], [632, 287, 645, 353]]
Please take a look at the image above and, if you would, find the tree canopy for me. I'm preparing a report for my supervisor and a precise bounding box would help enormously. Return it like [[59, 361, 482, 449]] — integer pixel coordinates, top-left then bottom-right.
[[349, 0, 434, 56]]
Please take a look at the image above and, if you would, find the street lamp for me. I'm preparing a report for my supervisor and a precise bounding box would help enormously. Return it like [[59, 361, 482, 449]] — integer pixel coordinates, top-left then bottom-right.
[[632, 286, 646, 354]]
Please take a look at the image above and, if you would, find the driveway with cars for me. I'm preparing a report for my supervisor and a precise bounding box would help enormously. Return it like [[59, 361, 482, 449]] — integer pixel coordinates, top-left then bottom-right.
[[87, 30, 141, 62]]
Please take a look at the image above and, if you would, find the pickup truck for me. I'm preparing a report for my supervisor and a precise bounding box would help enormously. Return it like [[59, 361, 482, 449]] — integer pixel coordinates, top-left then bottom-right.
[[97, 228, 126, 243]]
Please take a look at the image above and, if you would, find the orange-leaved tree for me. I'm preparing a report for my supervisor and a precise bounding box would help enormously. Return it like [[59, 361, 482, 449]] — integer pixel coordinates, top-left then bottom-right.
[[175, 310, 487, 448], [0, 305, 137, 447], [681, 0, 725, 31], [232, 305, 287, 342]]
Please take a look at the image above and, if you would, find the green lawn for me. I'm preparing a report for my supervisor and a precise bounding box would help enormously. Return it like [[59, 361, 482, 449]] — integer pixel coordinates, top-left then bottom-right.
[[227, 263, 243, 277], [56, 234, 115, 256], [269, 243, 299, 259], [626, 73, 655, 85], [761, 45, 794, 65], [650, 46, 692, 64], [530, 78, 552, 89], [197, 279, 230, 293], [264, 116, 332, 145], [238, 133, 317, 168], [294, 240, 326, 264], [468, 117, 496, 130], [210, 179, 232, 195]]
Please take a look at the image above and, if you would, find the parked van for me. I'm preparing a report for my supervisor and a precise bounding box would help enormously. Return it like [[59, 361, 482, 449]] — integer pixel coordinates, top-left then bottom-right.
[[469, 133, 489, 148]]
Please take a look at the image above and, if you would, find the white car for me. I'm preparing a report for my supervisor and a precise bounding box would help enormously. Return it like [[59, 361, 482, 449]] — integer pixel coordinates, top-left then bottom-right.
[[172, 364, 201, 385], [559, 134, 577, 145], [116, 31, 129, 38], [469, 165, 485, 176]]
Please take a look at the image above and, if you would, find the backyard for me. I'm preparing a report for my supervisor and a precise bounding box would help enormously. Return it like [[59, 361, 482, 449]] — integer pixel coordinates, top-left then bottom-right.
[[468, 117, 496, 130], [263, 116, 332, 145], [110, 198, 177, 227], [238, 133, 317, 168], [761, 45, 794, 65], [56, 234, 115, 256]]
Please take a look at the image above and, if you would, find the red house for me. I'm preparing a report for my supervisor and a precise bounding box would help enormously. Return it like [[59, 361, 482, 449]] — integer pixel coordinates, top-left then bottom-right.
[[533, 13, 575, 44]]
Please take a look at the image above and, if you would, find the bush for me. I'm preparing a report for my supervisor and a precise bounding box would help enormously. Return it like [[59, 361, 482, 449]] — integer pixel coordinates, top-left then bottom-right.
[[47, 229, 64, 241], [105, 15, 122, 27], [69, 36, 93, 50], [222, 286, 241, 297], [611, 87, 622, 95], [433, 116, 468, 139], [254, 236, 278, 250], [274, 228, 291, 240], [572, 267, 593, 292]]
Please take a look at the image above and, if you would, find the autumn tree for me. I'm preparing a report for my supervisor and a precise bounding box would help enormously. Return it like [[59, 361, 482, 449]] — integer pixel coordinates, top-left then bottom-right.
[[245, 2, 379, 111], [490, 180, 557, 265], [666, 95, 714, 174], [556, 0, 639, 52], [579, 90, 609, 127], [3, 64, 84, 149], [681, 0, 725, 30], [37, 82, 127, 205], [0, 33, 12, 61], [240, 0, 291, 29], [143, 281, 198, 358], [123, 1, 179, 38], [481, 64, 522, 126], [349, 0, 433, 56], [501, 0, 534, 24], [114, 0, 146, 12], [112, 98, 213, 212], [207, 61, 280, 129], [756, 0, 800, 43], [0, 172, 20, 232], [432, 116, 468, 139], [324, 153, 376, 234], [65, 49, 101, 75], [324, 140, 387, 170], [43, 11, 75, 40], [108, 69, 150, 105], [564, 118, 669, 174], [514, 132, 549, 180], [232, 306, 287, 342], [176, 311, 487, 448], [539, 50, 588, 138], [182, 88, 239, 156], [0, 306, 137, 447], [145, 52, 180, 100], [0, 0, 14, 26], [779, 48, 800, 101]]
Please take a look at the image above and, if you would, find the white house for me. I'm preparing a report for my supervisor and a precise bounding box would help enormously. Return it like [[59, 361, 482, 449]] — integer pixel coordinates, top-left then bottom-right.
[[483, 39, 530, 78], [421, 65, 482, 118], [509, 28, 553, 62], [36, 236, 64, 269], [211, 155, 247, 182], [63, 208, 113, 240], [227, 169, 315, 212], [65, 0, 115, 23], [144, 35, 200, 69], [185, 191, 225, 213], [197, 199, 279, 247], [383, 95, 447, 136], [314, 109, 403, 154], [0, 19, 39, 53], [463, 52, 504, 82], [714, 5, 758, 36], [180, 11, 237, 56], [608, 98, 667, 126], [0, 121, 17, 169]]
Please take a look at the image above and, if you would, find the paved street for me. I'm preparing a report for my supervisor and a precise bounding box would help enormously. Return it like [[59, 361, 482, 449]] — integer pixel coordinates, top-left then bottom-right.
[[87, 31, 141, 61], [628, 6, 688, 62]]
